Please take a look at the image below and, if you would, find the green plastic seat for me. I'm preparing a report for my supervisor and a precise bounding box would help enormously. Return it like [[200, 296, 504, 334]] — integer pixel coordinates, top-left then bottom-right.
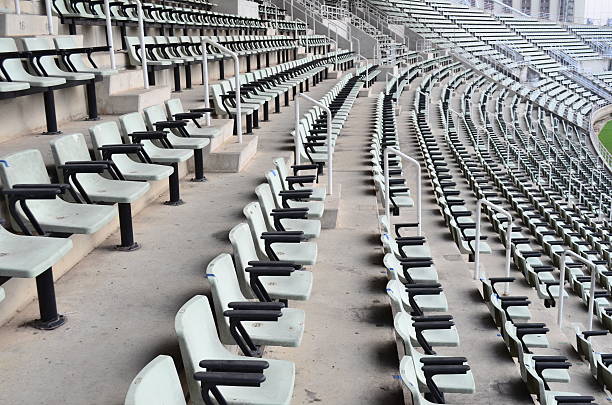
[[229, 223, 313, 301], [50, 133, 150, 204], [243, 202, 317, 266], [0, 149, 116, 235], [207, 253, 305, 347], [175, 295, 295, 405]]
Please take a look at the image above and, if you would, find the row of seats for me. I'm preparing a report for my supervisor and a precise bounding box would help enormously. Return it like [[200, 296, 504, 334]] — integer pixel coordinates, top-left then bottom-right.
[[53, 0, 266, 35], [124, 35, 302, 91], [418, 54, 607, 402], [122, 66, 367, 404], [371, 86, 476, 404]]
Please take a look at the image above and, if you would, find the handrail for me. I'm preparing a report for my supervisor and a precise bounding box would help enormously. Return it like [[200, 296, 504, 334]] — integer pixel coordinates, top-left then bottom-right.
[[383, 147, 422, 236], [296, 93, 333, 195], [357, 54, 370, 88], [474, 199, 513, 296], [14, 0, 20, 14], [201, 38, 242, 144], [135, 0, 148, 89], [200, 42, 211, 127], [103, 0, 117, 70], [557, 251, 597, 330], [385, 72, 399, 100], [0, 160, 8, 167]]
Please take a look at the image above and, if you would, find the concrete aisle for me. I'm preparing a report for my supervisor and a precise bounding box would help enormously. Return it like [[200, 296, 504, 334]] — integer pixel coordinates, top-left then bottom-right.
[[0, 76, 343, 405], [270, 84, 403, 404]]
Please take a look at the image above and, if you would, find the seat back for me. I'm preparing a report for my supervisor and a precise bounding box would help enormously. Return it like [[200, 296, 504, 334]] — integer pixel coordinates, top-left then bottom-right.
[[228, 223, 259, 299], [124, 355, 186, 405], [53, 37, 88, 71], [243, 202, 268, 259], [207, 253, 247, 344], [124, 37, 143, 66], [265, 170, 284, 209], [50, 133, 91, 165], [0, 38, 31, 81], [143, 104, 170, 130], [165, 98, 184, 117], [0, 149, 51, 187], [399, 356, 434, 405], [175, 295, 230, 405], [272, 157, 289, 189], [89, 121, 138, 169], [254, 184, 276, 231]]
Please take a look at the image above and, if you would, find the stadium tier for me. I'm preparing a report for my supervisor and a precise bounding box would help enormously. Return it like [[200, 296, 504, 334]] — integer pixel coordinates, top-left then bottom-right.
[[0, 0, 610, 404]]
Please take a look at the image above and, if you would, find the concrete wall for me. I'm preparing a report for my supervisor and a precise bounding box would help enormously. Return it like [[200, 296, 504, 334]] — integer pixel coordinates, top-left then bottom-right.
[[213, 0, 260, 18]]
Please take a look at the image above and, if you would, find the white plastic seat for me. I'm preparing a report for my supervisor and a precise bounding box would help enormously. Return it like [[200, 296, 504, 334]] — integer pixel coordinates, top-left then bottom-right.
[[53, 37, 118, 77], [272, 157, 326, 201], [0, 81, 30, 92], [254, 184, 320, 239], [0, 38, 66, 87], [175, 295, 295, 405], [89, 121, 173, 181], [0, 226, 72, 278], [229, 223, 313, 301], [383, 253, 438, 284], [119, 112, 193, 164], [207, 253, 305, 347], [266, 170, 324, 218], [165, 98, 222, 139], [0, 149, 116, 235], [243, 202, 317, 265], [50, 133, 150, 204], [143, 105, 210, 150], [21, 38, 95, 81], [124, 355, 186, 405], [387, 279, 448, 313]]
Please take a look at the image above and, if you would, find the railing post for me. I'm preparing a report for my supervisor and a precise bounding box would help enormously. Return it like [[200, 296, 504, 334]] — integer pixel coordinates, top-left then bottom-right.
[[44, 0, 54, 35], [298, 93, 333, 194], [136, 0, 148, 89], [557, 251, 597, 330], [383, 147, 422, 236], [474, 199, 513, 295], [294, 96, 301, 165], [201, 42, 211, 126], [103, 0, 117, 70], [14, 0, 20, 14], [202, 38, 242, 143]]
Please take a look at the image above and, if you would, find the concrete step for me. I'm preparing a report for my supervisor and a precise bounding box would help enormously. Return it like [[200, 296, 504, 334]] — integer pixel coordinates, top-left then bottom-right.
[[101, 85, 171, 114], [0, 13, 59, 36], [205, 134, 258, 172]]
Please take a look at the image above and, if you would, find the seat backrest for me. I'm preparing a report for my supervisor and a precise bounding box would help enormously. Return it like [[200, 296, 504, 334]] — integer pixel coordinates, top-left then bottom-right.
[[124, 355, 186, 405], [50, 133, 91, 165], [243, 202, 268, 259], [272, 157, 289, 188], [143, 104, 169, 130], [165, 98, 184, 117], [265, 170, 284, 209], [89, 121, 140, 170], [0, 149, 51, 187], [254, 184, 276, 231], [399, 356, 433, 405], [228, 223, 258, 299], [175, 295, 230, 405], [0, 38, 30, 79], [207, 253, 247, 344], [118, 113, 155, 151]]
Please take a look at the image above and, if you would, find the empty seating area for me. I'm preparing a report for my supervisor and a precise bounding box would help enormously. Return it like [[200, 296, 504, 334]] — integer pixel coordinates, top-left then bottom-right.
[[1, 0, 612, 403]]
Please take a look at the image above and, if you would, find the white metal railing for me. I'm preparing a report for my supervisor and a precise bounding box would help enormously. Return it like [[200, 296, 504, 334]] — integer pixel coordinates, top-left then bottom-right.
[[295, 93, 333, 195], [383, 147, 422, 236], [473, 199, 513, 295], [557, 251, 597, 330], [14, 0, 20, 14], [136, 0, 148, 89], [45, 0, 54, 35], [103, 0, 117, 70], [201, 38, 242, 143]]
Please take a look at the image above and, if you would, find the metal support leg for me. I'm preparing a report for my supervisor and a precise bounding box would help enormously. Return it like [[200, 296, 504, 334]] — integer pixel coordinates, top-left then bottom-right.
[[275, 95, 280, 113], [148, 69, 156, 86], [85, 81, 99, 121], [30, 268, 65, 330], [185, 64, 192, 89], [42, 90, 61, 135], [219, 60, 225, 79], [266, 52, 270, 67], [116, 202, 140, 251], [246, 114, 253, 134], [246, 55, 251, 72], [191, 148, 206, 182], [284, 91, 289, 106], [173, 66, 181, 92], [252, 108, 260, 129], [164, 162, 184, 205], [263, 101, 269, 121], [256, 54, 261, 69]]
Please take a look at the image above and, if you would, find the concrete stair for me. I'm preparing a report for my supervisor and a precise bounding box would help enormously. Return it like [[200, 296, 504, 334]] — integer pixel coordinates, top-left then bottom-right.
[[97, 69, 172, 114]]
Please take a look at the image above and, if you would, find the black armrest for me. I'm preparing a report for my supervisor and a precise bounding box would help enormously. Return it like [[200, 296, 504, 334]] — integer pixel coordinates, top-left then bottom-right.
[[261, 232, 306, 244], [174, 112, 203, 120], [98, 143, 144, 154], [553, 396, 595, 404], [58, 162, 107, 174], [193, 371, 265, 386], [247, 260, 302, 270], [154, 120, 188, 129], [581, 330, 608, 339], [227, 301, 285, 311], [198, 359, 269, 372], [2, 186, 62, 199], [191, 107, 215, 113], [223, 309, 282, 322], [245, 266, 295, 277], [420, 357, 467, 365]]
